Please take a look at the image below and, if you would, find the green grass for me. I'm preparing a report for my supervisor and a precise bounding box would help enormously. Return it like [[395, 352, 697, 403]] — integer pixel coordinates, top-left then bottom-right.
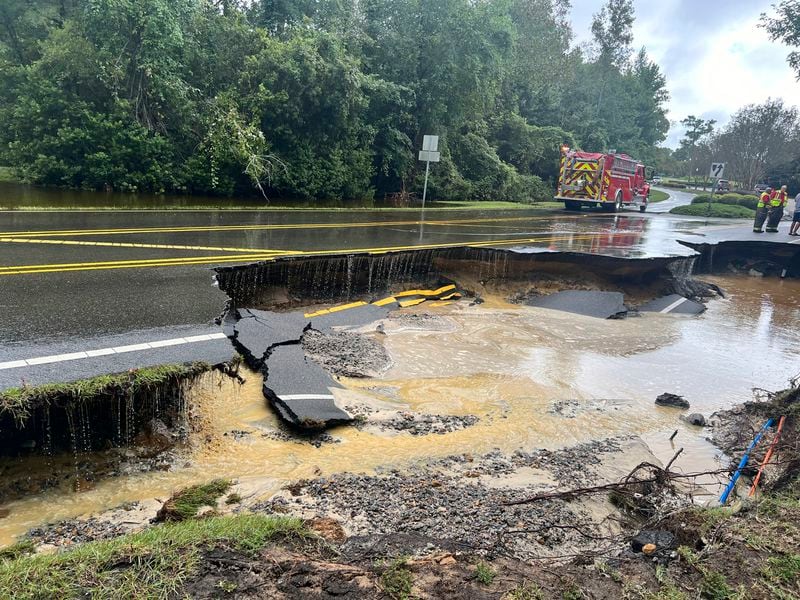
[[0, 514, 306, 599], [0, 362, 212, 425], [649, 189, 669, 203], [504, 582, 545, 600], [475, 561, 497, 585], [763, 554, 800, 585], [0, 540, 35, 562], [669, 203, 755, 219], [158, 479, 232, 522], [380, 557, 414, 599]]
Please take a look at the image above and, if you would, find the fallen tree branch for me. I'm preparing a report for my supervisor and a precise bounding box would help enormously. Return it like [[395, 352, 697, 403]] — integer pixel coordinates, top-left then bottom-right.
[[503, 466, 734, 506]]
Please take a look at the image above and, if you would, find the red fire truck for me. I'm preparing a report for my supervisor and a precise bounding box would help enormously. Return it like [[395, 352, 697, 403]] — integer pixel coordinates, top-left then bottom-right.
[[555, 145, 651, 212]]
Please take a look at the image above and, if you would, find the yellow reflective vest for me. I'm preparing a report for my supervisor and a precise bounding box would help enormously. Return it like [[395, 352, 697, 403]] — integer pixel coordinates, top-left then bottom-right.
[[770, 191, 788, 207], [758, 192, 770, 208]]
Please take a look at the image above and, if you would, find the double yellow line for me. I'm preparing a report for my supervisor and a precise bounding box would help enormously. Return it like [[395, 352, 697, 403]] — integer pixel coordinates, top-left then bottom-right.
[[0, 233, 612, 275], [0, 215, 572, 239]]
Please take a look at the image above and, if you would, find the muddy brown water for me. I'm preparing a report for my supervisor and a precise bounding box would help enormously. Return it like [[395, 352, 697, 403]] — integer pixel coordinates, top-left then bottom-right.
[[1, 274, 798, 546]]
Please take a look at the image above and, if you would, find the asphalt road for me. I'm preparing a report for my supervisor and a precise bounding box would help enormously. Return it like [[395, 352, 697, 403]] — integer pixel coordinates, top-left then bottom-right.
[[2, 188, 795, 390]]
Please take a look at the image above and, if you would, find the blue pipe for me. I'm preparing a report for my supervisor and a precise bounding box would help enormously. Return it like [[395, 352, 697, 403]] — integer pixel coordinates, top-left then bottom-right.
[[719, 418, 773, 505]]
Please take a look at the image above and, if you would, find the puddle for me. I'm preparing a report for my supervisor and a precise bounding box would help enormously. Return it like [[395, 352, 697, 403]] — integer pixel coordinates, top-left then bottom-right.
[[2, 275, 799, 546]]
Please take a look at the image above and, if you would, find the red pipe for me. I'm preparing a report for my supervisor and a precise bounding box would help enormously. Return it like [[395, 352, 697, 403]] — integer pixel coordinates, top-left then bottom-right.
[[748, 415, 786, 497]]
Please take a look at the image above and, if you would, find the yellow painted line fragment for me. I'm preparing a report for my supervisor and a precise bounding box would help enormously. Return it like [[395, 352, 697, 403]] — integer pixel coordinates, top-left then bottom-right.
[[428, 301, 453, 308], [372, 296, 398, 307], [439, 293, 462, 301], [303, 301, 368, 318], [399, 298, 427, 308], [394, 284, 456, 299]]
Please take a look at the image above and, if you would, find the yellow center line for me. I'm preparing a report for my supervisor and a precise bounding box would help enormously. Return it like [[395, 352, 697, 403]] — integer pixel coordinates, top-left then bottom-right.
[[0, 215, 581, 238], [0, 231, 618, 276], [0, 237, 287, 254], [0, 253, 298, 274]]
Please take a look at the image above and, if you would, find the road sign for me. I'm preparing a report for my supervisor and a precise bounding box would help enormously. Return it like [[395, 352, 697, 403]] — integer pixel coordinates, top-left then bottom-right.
[[422, 135, 439, 152], [709, 163, 725, 179], [418, 150, 440, 163]]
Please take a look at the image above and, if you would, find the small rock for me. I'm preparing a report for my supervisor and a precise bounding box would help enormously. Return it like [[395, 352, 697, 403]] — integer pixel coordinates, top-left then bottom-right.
[[655, 393, 690, 409], [683, 413, 706, 427], [642, 543, 657, 555], [439, 556, 456, 566]]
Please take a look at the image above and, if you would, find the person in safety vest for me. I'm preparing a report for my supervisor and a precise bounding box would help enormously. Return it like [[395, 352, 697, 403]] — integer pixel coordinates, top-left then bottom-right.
[[765, 185, 789, 233], [753, 187, 773, 233]]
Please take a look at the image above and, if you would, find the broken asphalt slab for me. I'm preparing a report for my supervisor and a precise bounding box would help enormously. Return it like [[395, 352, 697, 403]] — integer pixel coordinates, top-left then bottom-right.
[[262, 344, 352, 430], [638, 294, 705, 315], [524, 290, 628, 319], [229, 304, 392, 368]]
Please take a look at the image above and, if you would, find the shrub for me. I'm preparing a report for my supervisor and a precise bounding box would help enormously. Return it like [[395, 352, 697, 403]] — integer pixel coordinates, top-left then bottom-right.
[[670, 203, 755, 218]]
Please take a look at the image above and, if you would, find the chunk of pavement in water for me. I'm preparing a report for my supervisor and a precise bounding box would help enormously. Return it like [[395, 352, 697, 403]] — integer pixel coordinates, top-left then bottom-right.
[[231, 309, 310, 365], [524, 290, 628, 319], [308, 303, 392, 331], [231, 305, 392, 366], [682, 413, 707, 427], [638, 294, 705, 315], [263, 344, 352, 430], [655, 393, 690, 409]]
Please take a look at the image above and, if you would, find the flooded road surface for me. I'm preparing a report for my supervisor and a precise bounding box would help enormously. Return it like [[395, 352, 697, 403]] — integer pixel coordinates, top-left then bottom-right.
[[2, 274, 798, 545], [1, 196, 730, 348]]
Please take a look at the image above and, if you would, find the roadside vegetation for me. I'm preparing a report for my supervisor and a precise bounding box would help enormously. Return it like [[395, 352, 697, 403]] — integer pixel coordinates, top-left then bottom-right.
[[0, 167, 16, 183], [0, 0, 669, 205], [0, 514, 307, 599], [0, 363, 212, 425], [648, 189, 669, 203], [669, 193, 758, 218]]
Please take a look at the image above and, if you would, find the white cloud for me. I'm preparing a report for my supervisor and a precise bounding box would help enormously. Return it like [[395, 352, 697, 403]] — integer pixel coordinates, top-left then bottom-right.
[[569, 0, 800, 148]]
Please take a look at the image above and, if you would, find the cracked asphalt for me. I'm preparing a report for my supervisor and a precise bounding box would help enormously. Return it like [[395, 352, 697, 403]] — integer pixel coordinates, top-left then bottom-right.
[[2, 185, 795, 390]]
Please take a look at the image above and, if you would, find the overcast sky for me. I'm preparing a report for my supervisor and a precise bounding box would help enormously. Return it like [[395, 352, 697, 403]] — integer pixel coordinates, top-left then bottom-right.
[[569, 0, 800, 148]]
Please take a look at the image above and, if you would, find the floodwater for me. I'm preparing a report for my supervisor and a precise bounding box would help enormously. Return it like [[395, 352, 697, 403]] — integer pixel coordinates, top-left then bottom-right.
[[1, 274, 799, 545], [0, 182, 396, 210]]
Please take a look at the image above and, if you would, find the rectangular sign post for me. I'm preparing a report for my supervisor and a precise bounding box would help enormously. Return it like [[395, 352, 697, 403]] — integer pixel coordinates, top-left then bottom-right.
[[419, 135, 440, 210], [708, 162, 726, 212]]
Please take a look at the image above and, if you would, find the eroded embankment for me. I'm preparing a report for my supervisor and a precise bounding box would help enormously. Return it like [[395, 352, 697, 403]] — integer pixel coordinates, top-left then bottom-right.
[[215, 246, 708, 309], [0, 362, 237, 501], [681, 239, 800, 277]]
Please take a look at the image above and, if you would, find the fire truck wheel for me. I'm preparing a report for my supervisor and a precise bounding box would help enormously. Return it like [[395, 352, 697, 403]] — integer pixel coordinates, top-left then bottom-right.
[[639, 204, 647, 213], [615, 192, 624, 212]]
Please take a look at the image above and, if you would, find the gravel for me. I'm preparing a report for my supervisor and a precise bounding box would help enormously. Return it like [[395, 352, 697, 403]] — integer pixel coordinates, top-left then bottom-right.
[[256, 438, 631, 560], [302, 329, 392, 378]]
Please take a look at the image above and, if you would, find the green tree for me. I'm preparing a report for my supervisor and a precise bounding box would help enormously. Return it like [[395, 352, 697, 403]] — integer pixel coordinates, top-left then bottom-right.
[[761, 0, 800, 79]]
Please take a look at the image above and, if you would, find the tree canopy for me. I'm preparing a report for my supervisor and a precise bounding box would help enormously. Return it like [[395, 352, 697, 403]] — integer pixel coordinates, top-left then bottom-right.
[[0, 0, 671, 202]]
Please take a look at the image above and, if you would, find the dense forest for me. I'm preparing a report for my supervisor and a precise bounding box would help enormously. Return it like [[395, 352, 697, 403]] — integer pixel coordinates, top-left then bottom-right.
[[0, 0, 670, 202]]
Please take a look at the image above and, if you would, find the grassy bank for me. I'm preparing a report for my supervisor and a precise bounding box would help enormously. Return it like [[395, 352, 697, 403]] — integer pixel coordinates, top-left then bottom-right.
[[670, 203, 755, 218], [0, 363, 212, 425], [649, 189, 669, 203], [0, 515, 307, 599]]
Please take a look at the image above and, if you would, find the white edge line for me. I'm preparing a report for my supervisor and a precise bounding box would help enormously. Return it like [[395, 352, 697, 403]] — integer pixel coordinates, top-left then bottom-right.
[[1, 333, 227, 370], [278, 394, 337, 401], [660, 297, 690, 314]]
